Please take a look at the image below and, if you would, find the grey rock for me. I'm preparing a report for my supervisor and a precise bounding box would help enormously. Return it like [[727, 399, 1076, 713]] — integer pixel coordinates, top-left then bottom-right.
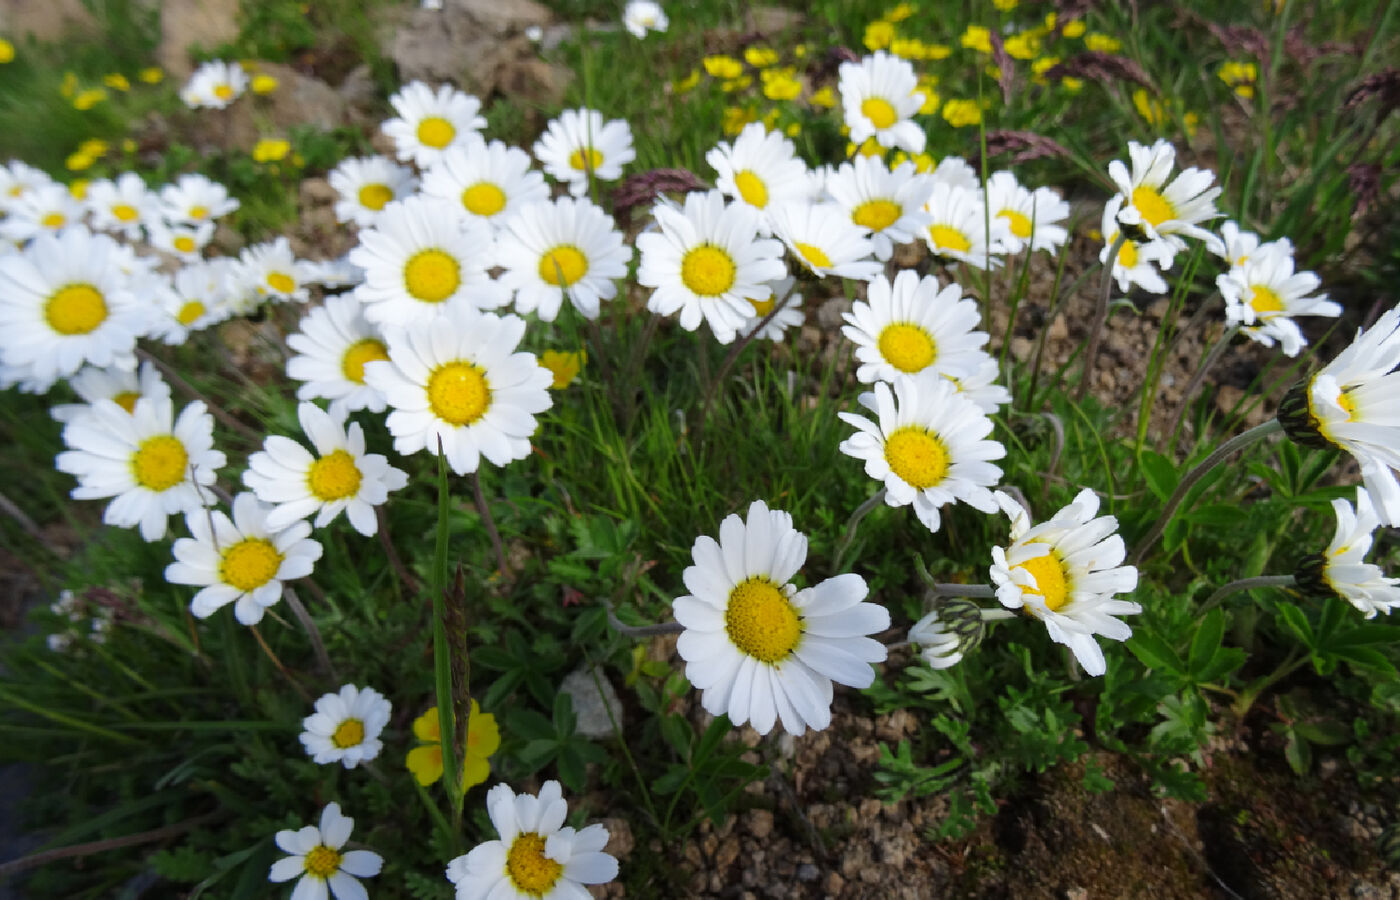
[[559, 667, 623, 739]]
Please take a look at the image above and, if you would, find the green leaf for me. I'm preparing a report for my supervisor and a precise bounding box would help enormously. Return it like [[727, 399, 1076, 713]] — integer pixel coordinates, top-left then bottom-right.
[[1128, 632, 1184, 675], [660, 714, 694, 761], [1140, 450, 1179, 502], [507, 708, 555, 742], [556, 746, 586, 792], [1187, 609, 1226, 679], [552, 692, 576, 737], [1284, 728, 1312, 775], [1276, 602, 1314, 647], [1294, 720, 1351, 746]]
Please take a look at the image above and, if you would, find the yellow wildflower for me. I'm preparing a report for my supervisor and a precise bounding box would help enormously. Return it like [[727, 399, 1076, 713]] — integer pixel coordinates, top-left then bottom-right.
[[794, 44, 809, 59], [784, 122, 801, 137], [406, 702, 500, 791], [1063, 76, 1083, 93], [68, 179, 89, 200], [1085, 33, 1121, 52], [889, 37, 926, 59], [847, 136, 884, 159], [1062, 19, 1086, 38], [1217, 60, 1257, 98], [993, 0, 1018, 9], [1132, 88, 1167, 127], [809, 85, 837, 109], [761, 108, 781, 130], [65, 152, 94, 172], [917, 76, 941, 114], [0, 38, 13, 64], [703, 55, 743, 79], [103, 73, 130, 91], [1005, 32, 1041, 60], [722, 106, 755, 136], [673, 69, 700, 94], [886, 3, 915, 22], [61, 72, 78, 97], [761, 68, 802, 101], [121, 138, 136, 154], [744, 46, 779, 68], [251, 74, 279, 94], [942, 98, 981, 127], [960, 25, 991, 53], [540, 350, 585, 389], [864, 20, 895, 51], [1184, 111, 1200, 138], [925, 43, 952, 60], [79, 138, 109, 157], [721, 75, 752, 93], [252, 138, 291, 162], [73, 89, 107, 110], [910, 152, 936, 173], [138, 67, 163, 84], [1044, 12, 1057, 29]]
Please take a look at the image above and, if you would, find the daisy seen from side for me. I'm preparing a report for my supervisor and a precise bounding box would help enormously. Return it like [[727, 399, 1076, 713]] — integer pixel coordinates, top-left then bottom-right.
[[285, 295, 391, 417], [269, 802, 383, 900], [495, 196, 632, 321], [147, 220, 216, 261], [147, 259, 237, 345], [327, 155, 418, 228], [419, 137, 549, 230], [533, 107, 635, 196], [738, 276, 803, 341], [1107, 137, 1223, 256], [237, 237, 316, 304], [841, 270, 990, 385], [1099, 195, 1173, 294], [299, 684, 392, 769], [50, 360, 169, 424], [838, 51, 927, 153], [1218, 242, 1339, 357], [1299, 487, 1400, 619], [0, 183, 86, 243], [381, 81, 486, 168], [624, 0, 668, 37]]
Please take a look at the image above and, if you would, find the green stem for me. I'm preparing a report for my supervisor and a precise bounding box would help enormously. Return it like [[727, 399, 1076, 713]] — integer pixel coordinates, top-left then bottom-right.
[[831, 488, 886, 572], [430, 444, 461, 829], [1199, 574, 1295, 616]]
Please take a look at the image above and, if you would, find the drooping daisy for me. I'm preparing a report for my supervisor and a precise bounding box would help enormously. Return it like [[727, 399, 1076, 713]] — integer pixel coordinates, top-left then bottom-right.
[[624, 0, 668, 37], [445, 781, 618, 899], [326, 155, 418, 228], [406, 701, 500, 789], [841, 270, 990, 384], [363, 306, 553, 476], [823, 156, 934, 261], [673, 500, 889, 735], [1297, 487, 1400, 619], [1218, 243, 1339, 357], [738, 276, 803, 341], [83, 173, 157, 240], [0, 183, 86, 243], [1100, 195, 1173, 294], [237, 236, 316, 304], [299, 684, 392, 769], [908, 599, 986, 670], [533, 107, 636, 196], [50, 360, 169, 424], [1278, 306, 1400, 525], [286, 295, 391, 416], [947, 351, 1013, 415], [179, 60, 248, 109], [984, 170, 1069, 255], [55, 397, 224, 541], [419, 137, 548, 230], [269, 802, 383, 899], [381, 81, 486, 168], [989, 488, 1141, 676], [147, 220, 215, 261], [1107, 138, 1223, 257], [243, 401, 409, 536], [166, 492, 323, 626], [838, 52, 927, 154], [495, 197, 632, 321], [349, 195, 505, 326], [923, 183, 1002, 270], [157, 173, 239, 225], [766, 202, 882, 281], [637, 190, 787, 343], [0, 227, 148, 391], [706, 123, 810, 219]]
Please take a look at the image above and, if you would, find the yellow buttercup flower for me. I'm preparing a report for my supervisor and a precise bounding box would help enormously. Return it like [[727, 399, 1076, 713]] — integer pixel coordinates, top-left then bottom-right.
[[539, 350, 586, 389], [924, 44, 952, 60], [673, 69, 700, 94], [65, 152, 95, 172], [886, 3, 915, 22], [888, 37, 924, 59], [79, 139, 109, 157], [1132, 88, 1167, 127], [721, 75, 752, 93], [1062, 19, 1086, 38], [761, 69, 802, 101], [407, 702, 500, 790], [1005, 32, 1041, 59], [68, 179, 90, 200], [1063, 77, 1084, 93], [809, 85, 837, 109], [744, 46, 779, 68], [253, 138, 291, 162], [1084, 33, 1121, 52], [251, 73, 279, 94], [942, 98, 981, 127], [138, 67, 163, 83], [73, 88, 107, 110], [103, 73, 130, 91], [993, 0, 1018, 9], [960, 25, 991, 53], [917, 76, 941, 115], [864, 20, 895, 51], [703, 55, 743, 79], [0, 38, 13, 64], [1217, 60, 1258, 98], [60, 72, 78, 97], [121, 138, 136, 154], [847, 136, 884, 159], [784, 122, 801, 137], [722, 106, 755, 136]]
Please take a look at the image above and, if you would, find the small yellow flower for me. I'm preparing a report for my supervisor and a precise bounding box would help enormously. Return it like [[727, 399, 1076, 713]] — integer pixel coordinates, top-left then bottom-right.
[[784, 122, 801, 137], [917, 76, 941, 114], [121, 138, 136, 154], [103, 73, 130, 91], [251, 73, 279, 94], [1132, 88, 1166, 127], [910, 152, 936, 173], [73, 88, 107, 110], [1032, 57, 1059, 78], [1044, 12, 1058, 29], [721, 75, 753, 93], [1063, 76, 1083, 93], [761, 108, 781, 129], [65, 152, 94, 172], [847, 136, 884, 159], [79, 138, 109, 157], [744, 46, 778, 68], [761, 69, 802, 101], [1005, 32, 1041, 60], [1217, 60, 1258, 98], [886, 3, 915, 22], [0, 38, 15, 65], [1062, 19, 1086, 38], [1084, 33, 1121, 53], [540, 350, 586, 389], [673, 69, 700, 94], [924, 43, 952, 60], [794, 44, 809, 59], [993, 0, 1018, 10], [138, 67, 163, 84], [809, 85, 837, 109], [942, 98, 982, 127], [888, 37, 922, 59], [722, 106, 755, 136], [60, 72, 78, 97], [252, 138, 291, 163], [703, 55, 743, 80], [960, 25, 991, 53], [68, 179, 90, 200], [1184, 111, 1200, 138], [864, 20, 895, 51], [406, 702, 500, 791]]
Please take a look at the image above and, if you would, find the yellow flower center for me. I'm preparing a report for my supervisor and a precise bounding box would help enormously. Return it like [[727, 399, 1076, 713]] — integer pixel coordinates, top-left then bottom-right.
[[1130, 184, 1175, 228], [426, 361, 491, 426], [733, 170, 768, 208], [213, 84, 234, 101], [358, 183, 393, 211], [794, 241, 832, 269], [111, 203, 139, 222], [130, 435, 188, 491], [307, 449, 362, 501], [877, 323, 937, 372], [749, 296, 776, 317], [538, 245, 588, 287], [998, 209, 1033, 239], [112, 390, 140, 413], [461, 181, 506, 217], [331, 717, 365, 749], [403, 249, 461, 303], [189, 205, 209, 220], [341, 338, 390, 384], [928, 225, 972, 253], [680, 245, 737, 296], [1248, 284, 1284, 314], [506, 832, 564, 896], [853, 199, 902, 232], [176, 300, 206, 325], [219, 538, 284, 592], [1018, 547, 1070, 612], [45, 283, 108, 335], [883, 426, 950, 489], [1338, 390, 1359, 421], [1117, 238, 1139, 268], [416, 116, 456, 149], [303, 844, 342, 880], [724, 576, 802, 664], [41, 212, 66, 228], [267, 272, 296, 294], [173, 235, 197, 254], [568, 147, 603, 171], [860, 96, 898, 129]]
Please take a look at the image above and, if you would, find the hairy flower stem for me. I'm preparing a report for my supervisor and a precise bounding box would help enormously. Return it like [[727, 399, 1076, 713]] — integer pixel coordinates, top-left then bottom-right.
[[832, 488, 887, 573], [248, 624, 311, 702], [429, 442, 461, 830], [1199, 574, 1296, 615], [1075, 232, 1127, 403], [472, 471, 509, 584], [927, 583, 998, 598], [1168, 324, 1241, 456], [374, 506, 420, 595], [605, 600, 684, 637], [283, 585, 335, 680], [1130, 419, 1284, 567], [136, 347, 260, 442]]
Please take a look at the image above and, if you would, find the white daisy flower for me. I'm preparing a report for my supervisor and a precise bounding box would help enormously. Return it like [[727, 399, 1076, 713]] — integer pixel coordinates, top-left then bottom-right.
[[445, 781, 618, 900], [841, 271, 990, 384], [179, 60, 248, 109], [269, 802, 383, 899], [286, 295, 391, 416], [1218, 243, 1339, 357], [166, 492, 323, 625], [146, 260, 237, 346], [0, 183, 86, 243], [420, 137, 549, 230], [55, 397, 224, 541], [157, 173, 239, 225], [0, 160, 55, 215], [348, 195, 505, 327], [908, 603, 981, 670], [0, 227, 148, 391], [533, 107, 635, 196], [947, 352, 1013, 415], [984, 171, 1069, 255], [1217, 220, 1269, 268], [147, 220, 216, 261], [927, 156, 980, 193], [839, 375, 1005, 533], [673, 499, 889, 735], [767, 202, 882, 281], [923, 183, 1002, 270], [302, 257, 364, 291], [299, 684, 392, 769], [237, 236, 316, 304], [495, 197, 632, 321], [838, 51, 927, 154], [738, 276, 803, 341], [84, 173, 158, 241], [51, 360, 170, 424], [243, 401, 409, 536], [1107, 138, 1223, 257], [1310, 487, 1400, 619], [989, 488, 1141, 677], [382, 81, 486, 168], [326, 155, 418, 229], [823, 156, 934, 261], [636, 190, 787, 344], [623, 0, 668, 37], [363, 306, 553, 476], [706, 123, 810, 219], [1281, 306, 1400, 525], [1100, 195, 1173, 294]]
